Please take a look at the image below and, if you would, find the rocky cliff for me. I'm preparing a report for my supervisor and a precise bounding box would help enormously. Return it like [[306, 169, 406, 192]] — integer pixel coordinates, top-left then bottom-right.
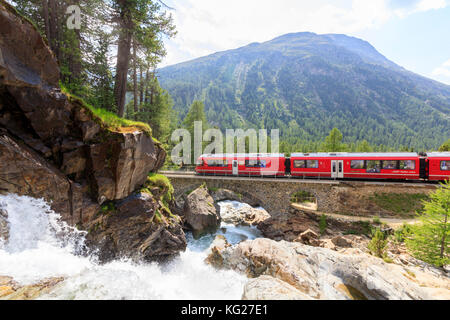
[[0, 1, 185, 262]]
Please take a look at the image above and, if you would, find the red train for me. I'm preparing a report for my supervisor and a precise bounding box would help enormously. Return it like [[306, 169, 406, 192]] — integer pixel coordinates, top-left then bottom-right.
[[195, 152, 450, 181]]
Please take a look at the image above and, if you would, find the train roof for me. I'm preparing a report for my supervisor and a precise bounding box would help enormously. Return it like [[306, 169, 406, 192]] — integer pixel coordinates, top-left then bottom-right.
[[200, 153, 285, 158], [290, 152, 419, 158], [426, 152, 450, 158]]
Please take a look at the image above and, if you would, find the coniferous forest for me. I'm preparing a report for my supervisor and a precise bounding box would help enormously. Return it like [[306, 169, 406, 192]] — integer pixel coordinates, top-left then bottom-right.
[[11, 1, 450, 155]]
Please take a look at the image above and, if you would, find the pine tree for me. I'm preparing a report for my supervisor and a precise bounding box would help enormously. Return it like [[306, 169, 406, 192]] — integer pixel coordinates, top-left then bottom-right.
[[321, 128, 348, 152], [405, 180, 450, 267]]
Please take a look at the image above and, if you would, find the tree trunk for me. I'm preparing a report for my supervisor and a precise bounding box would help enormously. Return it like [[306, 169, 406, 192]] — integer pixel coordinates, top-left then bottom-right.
[[42, 0, 50, 41], [113, 1, 133, 117], [139, 65, 144, 108], [132, 41, 138, 118]]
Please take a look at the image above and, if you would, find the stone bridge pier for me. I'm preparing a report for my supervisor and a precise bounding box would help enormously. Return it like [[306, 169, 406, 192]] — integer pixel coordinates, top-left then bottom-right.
[[166, 174, 438, 217]]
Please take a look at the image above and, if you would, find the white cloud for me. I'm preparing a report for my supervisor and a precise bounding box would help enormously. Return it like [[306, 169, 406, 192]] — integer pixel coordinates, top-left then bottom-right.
[[161, 0, 449, 67], [432, 59, 450, 82]]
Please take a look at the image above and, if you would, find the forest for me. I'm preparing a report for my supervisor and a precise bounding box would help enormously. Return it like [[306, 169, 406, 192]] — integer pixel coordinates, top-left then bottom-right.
[[9, 1, 450, 160]]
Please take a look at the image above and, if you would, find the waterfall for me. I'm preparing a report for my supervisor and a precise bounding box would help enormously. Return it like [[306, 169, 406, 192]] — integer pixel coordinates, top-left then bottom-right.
[[0, 195, 260, 300]]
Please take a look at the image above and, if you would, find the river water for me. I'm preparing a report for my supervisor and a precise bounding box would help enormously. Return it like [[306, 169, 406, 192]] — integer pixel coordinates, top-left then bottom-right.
[[0, 194, 263, 300]]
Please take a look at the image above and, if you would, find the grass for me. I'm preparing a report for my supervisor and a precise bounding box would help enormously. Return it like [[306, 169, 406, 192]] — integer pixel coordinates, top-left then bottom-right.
[[61, 84, 152, 137], [369, 192, 429, 217], [141, 173, 174, 204]]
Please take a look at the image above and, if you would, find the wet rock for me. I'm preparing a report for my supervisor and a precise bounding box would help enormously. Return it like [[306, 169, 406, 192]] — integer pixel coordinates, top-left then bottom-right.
[[242, 276, 313, 300], [207, 238, 449, 300], [205, 235, 231, 266], [0, 276, 64, 300], [86, 192, 187, 263], [183, 186, 221, 238], [0, 204, 9, 245]]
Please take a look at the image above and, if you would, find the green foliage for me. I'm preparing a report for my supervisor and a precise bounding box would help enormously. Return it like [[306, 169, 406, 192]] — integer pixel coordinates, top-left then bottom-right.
[[291, 190, 315, 203], [62, 85, 152, 137], [369, 193, 429, 217], [132, 78, 174, 142], [439, 139, 450, 152], [321, 128, 347, 152], [368, 229, 388, 258], [405, 181, 450, 267], [319, 214, 327, 236], [142, 173, 174, 204], [393, 223, 413, 243], [372, 216, 381, 225]]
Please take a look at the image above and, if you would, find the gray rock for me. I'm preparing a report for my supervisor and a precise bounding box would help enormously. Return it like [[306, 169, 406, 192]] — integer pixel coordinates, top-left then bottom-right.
[[207, 238, 447, 300], [183, 186, 221, 238]]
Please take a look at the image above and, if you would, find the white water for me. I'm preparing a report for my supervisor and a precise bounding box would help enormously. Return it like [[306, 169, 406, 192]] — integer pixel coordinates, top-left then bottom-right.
[[0, 195, 261, 300]]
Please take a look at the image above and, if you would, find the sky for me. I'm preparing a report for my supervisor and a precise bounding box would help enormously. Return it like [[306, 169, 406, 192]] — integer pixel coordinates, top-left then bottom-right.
[[160, 0, 450, 85]]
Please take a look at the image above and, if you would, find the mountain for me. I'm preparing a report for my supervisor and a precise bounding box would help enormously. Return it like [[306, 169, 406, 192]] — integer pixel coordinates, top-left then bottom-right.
[[158, 32, 450, 151]]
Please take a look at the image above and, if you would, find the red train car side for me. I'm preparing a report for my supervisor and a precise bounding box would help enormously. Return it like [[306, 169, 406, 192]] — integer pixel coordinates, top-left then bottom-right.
[[196, 154, 286, 177], [427, 152, 450, 181], [290, 153, 422, 180]]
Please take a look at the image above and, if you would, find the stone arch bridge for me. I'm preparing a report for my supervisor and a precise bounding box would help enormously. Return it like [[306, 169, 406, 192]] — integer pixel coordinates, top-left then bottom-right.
[[164, 172, 437, 217]]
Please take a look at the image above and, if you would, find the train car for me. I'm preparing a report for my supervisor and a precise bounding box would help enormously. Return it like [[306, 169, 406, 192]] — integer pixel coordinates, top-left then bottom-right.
[[426, 152, 450, 181], [196, 153, 286, 177], [290, 152, 422, 180]]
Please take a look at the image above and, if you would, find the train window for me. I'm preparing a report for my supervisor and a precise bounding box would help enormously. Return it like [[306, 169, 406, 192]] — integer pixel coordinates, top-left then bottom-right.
[[207, 160, 228, 167], [293, 160, 306, 168], [441, 161, 449, 171], [350, 160, 365, 169], [306, 160, 319, 168], [245, 160, 267, 168], [382, 160, 398, 170], [399, 160, 415, 170], [366, 160, 381, 173]]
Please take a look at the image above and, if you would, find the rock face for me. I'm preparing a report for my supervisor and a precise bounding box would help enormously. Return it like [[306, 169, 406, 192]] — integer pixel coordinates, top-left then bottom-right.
[[219, 201, 270, 226], [0, 1, 185, 262], [207, 238, 450, 300], [183, 186, 221, 238], [242, 275, 312, 300], [0, 1, 165, 220], [0, 275, 64, 300], [86, 192, 187, 263]]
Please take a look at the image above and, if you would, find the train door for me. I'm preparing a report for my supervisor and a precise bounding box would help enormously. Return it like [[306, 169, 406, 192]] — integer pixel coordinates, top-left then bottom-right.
[[331, 160, 344, 178], [232, 160, 239, 176]]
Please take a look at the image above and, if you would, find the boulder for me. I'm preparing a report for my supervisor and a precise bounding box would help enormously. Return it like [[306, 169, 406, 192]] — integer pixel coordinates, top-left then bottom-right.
[[219, 201, 270, 226], [86, 192, 187, 263], [183, 186, 221, 238], [207, 238, 449, 300], [205, 235, 231, 266], [295, 229, 320, 246], [331, 235, 354, 248], [242, 275, 313, 300]]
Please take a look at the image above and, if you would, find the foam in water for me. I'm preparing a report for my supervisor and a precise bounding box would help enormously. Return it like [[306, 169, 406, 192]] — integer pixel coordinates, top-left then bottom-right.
[[0, 195, 260, 299]]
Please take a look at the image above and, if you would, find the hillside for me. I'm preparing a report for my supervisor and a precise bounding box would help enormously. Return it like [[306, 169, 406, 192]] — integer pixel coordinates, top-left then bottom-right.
[[158, 32, 450, 151]]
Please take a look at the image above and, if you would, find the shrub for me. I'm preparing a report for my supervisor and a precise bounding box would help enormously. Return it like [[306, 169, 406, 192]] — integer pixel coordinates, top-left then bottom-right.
[[405, 180, 450, 267], [319, 214, 327, 235], [368, 229, 388, 258]]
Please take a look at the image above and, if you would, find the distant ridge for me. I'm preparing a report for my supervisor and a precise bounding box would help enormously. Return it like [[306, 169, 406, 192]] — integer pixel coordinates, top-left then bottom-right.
[[159, 32, 450, 150]]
